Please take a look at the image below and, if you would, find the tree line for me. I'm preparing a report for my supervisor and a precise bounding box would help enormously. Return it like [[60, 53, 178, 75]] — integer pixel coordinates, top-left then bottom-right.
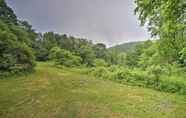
[[0, 0, 125, 77]]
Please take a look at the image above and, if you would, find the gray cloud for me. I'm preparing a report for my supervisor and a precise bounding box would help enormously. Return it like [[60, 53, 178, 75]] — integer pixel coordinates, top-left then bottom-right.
[[7, 0, 150, 46]]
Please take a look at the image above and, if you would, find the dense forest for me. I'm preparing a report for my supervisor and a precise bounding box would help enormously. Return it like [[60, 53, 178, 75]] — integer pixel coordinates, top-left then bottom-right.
[[0, 0, 186, 117]]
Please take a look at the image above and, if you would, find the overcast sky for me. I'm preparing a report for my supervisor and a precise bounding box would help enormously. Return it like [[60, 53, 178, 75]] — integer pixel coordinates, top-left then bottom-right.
[[7, 0, 150, 46]]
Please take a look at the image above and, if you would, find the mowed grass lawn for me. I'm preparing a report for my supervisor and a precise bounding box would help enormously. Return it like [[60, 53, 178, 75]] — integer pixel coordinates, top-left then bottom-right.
[[0, 63, 186, 118]]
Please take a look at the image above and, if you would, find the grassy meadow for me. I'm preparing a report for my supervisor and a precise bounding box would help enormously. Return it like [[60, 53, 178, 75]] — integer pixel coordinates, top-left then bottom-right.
[[0, 62, 186, 118], [1, 0, 186, 118]]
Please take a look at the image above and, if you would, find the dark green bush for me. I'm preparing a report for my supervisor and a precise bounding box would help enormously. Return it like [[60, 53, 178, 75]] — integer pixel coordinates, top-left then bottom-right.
[[0, 28, 35, 78], [110, 68, 130, 82], [91, 67, 110, 79]]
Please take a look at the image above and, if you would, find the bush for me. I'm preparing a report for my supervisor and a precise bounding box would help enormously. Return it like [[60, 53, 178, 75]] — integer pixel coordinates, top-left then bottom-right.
[[49, 46, 61, 60], [110, 67, 130, 81], [129, 70, 151, 86], [88, 65, 186, 95], [49, 47, 82, 67], [91, 67, 110, 79], [179, 47, 186, 66], [93, 59, 108, 67]]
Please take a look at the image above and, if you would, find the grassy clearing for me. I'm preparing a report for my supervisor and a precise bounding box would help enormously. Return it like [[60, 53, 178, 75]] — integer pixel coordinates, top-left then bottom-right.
[[0, 62, 186, 118]]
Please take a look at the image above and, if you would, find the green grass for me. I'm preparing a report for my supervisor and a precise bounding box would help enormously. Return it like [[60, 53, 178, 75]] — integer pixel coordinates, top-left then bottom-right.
[[0, 62, 186, 118]]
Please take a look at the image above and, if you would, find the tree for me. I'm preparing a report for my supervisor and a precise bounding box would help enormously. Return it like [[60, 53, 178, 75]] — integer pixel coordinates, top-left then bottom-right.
[[93, 43, 107, 59], [19, 21, 38, 45], [42, 32, 58, 51], [0, 1, 36, 75], [135, 0, 185, 38], [0, 0, 17, 24], [0, 27, 35, 72], [117, 53, 127, 67], [78, 45, 96, 66], [125, 51, 139, 67], [135, 0, 186, 64], [0, 29, 17, 71], [33, 32, 58, 61]]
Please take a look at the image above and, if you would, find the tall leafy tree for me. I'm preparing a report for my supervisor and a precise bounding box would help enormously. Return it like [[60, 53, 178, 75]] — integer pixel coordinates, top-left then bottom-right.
[[78, 45, 96, 66], [0, 0, 17, 24], [135, 0, 186, 64], [0, 1, 36, 76], [93, 43, 107, 59]]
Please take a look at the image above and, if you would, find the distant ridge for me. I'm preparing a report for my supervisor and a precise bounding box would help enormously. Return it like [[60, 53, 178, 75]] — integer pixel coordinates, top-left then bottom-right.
[[109, 41, 144, 53]]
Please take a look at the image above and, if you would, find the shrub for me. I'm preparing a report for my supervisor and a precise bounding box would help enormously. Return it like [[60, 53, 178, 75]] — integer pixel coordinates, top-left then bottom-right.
[[179, 47, 186, 66], [111, 67, 130, 81], [89, 65, 186, 95], [49, 47, 82, 67], [93, 59, 108, 67], [158, 82, 181, 93], [91, 67, 110, 79], [49, 46, 61, 60]]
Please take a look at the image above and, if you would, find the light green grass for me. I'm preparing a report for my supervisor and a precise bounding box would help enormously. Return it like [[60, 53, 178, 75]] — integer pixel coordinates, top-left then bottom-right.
[[0, 62, 186, 118]]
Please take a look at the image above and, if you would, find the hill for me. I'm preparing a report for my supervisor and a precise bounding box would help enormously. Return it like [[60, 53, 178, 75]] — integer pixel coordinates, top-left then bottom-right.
[[0, 62, 186, 118], [109, 41, 144, 53]]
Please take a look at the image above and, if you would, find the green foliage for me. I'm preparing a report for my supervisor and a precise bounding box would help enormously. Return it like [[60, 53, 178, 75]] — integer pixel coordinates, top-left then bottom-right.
[[110, 67, 130, 81], [135, 0, 186, 65], [49, 46, 62, 60], [0, 30, 17, 70], [0, 0, 17, 24], [125, 51, 139, 67], [0, 1, 36, 77], [32, 32, 100, 67], [116, 53, 126, 66], [1, 62, 186, 118], [0, 24, 35, 76], [33, 39, 49, 61], [135, 0, 186, 37], [32, 31, 121, 67], [123, 41, 151, 68], [78, 45, 96, 66], [49, 47, 82, 67], [91, 67, 110, 79], [138, 43, 159, 68], [1, 0, 186, 97], [104, 50, 126, 65], [93, 43, 107, 59], [109, 41, 144, 53], [179, 48, 186, 66], [147, 65, 164, 78], [93, 59, 108, 67], [89, 64, 186, 94]]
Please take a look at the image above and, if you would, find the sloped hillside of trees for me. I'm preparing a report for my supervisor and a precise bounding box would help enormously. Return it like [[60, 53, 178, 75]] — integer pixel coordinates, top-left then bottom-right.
[[0, 0, 36, 76], [109, 41, 144, 53]]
